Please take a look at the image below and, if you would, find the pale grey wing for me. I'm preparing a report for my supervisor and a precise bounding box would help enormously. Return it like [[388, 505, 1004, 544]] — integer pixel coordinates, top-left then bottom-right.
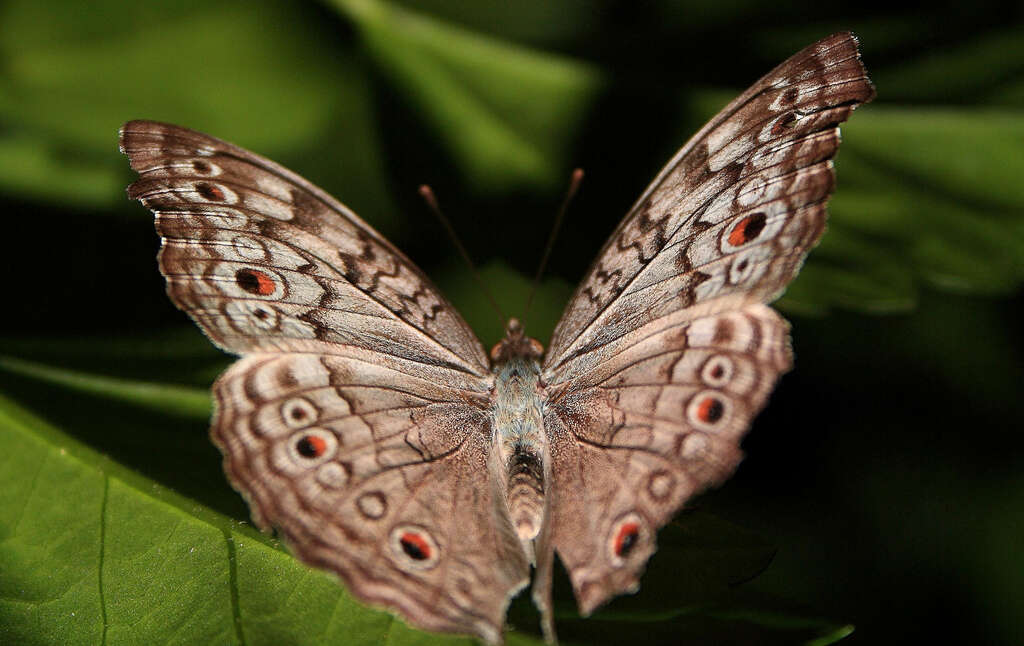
[[120, 120, 488, 376], [536, 32, 873, 621], [544, 32, 875, 381], [537, 305, 790, 618], [213, 342, 529, 644]]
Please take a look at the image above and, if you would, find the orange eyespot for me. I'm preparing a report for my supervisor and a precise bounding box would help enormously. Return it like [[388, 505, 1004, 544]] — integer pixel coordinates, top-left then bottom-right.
[[728, 212, 767, 246], [400, 532, 432, 560], [614, 522, 640, 557], [696, 397, 724, 424], [235, 268, 276, 295], [196, 182, 225, 201], [296, 435, 327, 458]]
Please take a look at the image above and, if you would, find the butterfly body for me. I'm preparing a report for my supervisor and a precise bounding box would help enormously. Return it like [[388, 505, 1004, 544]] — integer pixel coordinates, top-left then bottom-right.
[[121, 31, 874, 645], [490, 319, 548, 543]]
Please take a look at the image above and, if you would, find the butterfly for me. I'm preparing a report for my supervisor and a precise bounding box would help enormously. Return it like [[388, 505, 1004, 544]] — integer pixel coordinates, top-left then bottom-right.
[[120, 31, 874, 644]]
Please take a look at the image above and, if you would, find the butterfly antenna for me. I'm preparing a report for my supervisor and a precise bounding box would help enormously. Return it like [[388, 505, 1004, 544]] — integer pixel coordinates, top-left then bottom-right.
[[523, 168, 585, 323], [418, 185, 506, 325]]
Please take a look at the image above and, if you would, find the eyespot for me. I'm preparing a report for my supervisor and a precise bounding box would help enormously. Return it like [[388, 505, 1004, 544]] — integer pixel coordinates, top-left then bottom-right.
[[727, 212, 767, 247], [686, 390, 731, 431], [608, 514, 647, 566], [230, 235, 271, 262], [224, 300, 281, 332], [646, 470, 676, 502], [357, 492, 388, 520], [190, 159, 223, 176], [400, 533, 431, 560], [235, 268, 276, 296], [296, 435, 326, 458], [701, 355, 734, 387], [286, 428, 337, 465], [281, 397, 319, 429], [194, 181, 237, 203], [728, 246, 770, 286], [390, 525, 440, 570], [315, 462, 349, 489]]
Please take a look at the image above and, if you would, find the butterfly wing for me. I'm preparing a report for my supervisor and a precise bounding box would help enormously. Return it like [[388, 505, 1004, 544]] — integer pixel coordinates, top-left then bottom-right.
[[537, 32, 875, 617], [120, 120, 488, 375], [545, 32, 875, 378], [213, 346, 528, 644], [121, 122, 527, 643]]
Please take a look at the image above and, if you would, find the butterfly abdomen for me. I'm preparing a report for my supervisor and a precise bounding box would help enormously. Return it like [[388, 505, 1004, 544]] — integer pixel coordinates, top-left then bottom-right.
[[491, 355, 547, 542]]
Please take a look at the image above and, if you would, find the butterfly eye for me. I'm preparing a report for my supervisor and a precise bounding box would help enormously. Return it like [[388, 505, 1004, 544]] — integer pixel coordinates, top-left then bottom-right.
[[390, 525, 440, 569], [646, 470, 676, 503], [235, 268, 277, 296], [616, 524, 639, 556], [315, 462, 350, 489]]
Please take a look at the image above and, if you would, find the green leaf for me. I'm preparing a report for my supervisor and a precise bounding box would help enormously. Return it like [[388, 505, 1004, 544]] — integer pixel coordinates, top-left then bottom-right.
[[0, 0, 396, 224], [0, 328, 228, 387], [0, 355, 211, 419], [330, 0, 604, 192], [0, 392, 549, 646], [688, 91, 1024, 313], [0, 360, 828, 644], [871, 27, 1024, 106]]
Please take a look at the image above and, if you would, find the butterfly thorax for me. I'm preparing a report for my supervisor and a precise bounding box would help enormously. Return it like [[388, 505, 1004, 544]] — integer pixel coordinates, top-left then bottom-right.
[[490, 319, 547, 543]]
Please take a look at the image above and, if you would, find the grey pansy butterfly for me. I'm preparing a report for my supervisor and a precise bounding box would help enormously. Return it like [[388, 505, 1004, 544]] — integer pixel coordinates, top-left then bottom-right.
[[120, 32, 874, 644]]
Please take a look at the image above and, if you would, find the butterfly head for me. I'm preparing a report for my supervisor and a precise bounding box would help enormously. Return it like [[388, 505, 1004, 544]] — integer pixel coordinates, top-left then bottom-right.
[[489, 318, 544, 364]]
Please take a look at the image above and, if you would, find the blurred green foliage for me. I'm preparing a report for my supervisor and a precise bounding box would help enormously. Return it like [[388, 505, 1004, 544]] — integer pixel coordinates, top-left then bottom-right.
[[1, 0, 1022, 645]]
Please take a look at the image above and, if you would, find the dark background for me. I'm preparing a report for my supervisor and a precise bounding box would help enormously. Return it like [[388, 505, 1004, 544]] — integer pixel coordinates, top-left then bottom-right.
[[1, 1, 1022, 644]]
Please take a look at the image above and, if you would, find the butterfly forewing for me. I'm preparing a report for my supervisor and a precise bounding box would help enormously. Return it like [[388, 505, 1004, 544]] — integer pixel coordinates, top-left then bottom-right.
[[120, 121, 489, 375], [544, 32, 875, 377], [535, 32, 874, 618]]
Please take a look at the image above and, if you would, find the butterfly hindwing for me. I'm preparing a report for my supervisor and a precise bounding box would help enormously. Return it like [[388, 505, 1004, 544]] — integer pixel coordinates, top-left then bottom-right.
[[212, 344, 528, 643], [539, 305, 790, 615]]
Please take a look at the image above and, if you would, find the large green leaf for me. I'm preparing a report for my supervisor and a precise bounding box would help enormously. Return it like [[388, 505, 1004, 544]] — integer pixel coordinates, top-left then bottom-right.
[[0, 0, 397, 227], [778, 106, 1024, 314], [0, 393, 406, 646]]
